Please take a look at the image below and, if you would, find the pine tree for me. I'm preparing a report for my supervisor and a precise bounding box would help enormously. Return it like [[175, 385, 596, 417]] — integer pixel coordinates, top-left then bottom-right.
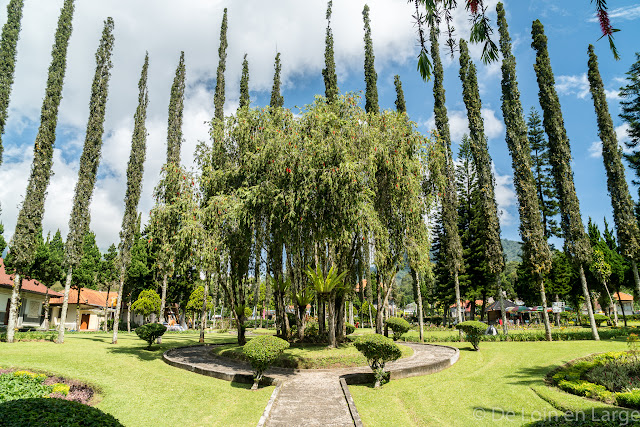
[[430, 26, 463, 325], [166, 52, 185, 166], [270, 52, 283, 109], [112, 53, 149, 343], [587, 44, 640, 299], [528, 107, 560, 239], [5, 0, 75, 344], [362, 4, 378, 114], [214, 8, 227, 121], [0, 0, 24, 165], [620, 53, 640, 212], [239, 54, 250, 109], [393, 75, 406, 113], [458, 38, 508, 332], [322, 1, 338, 103], [497, 3, 552, 340], [58, 18, 115, 344], [531, 19, 599, 340]]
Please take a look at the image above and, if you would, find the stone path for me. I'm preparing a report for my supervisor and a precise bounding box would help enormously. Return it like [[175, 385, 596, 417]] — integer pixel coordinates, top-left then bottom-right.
[[163, 342, 459, 426]]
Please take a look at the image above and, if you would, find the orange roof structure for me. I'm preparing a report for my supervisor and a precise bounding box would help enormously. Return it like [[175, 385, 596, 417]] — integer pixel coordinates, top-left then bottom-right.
[[0, 258, 63, 297], [613, 292, 634, 302], [49, 288, 116, 308]]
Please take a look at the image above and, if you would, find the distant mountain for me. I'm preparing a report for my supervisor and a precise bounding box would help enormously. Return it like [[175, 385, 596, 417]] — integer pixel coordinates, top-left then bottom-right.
[[502, 239, 522, 263]]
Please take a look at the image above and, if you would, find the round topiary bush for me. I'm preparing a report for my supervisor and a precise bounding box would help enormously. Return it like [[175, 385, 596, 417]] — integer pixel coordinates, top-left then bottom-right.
[[353, 334, 402, 388], [456, 320, 487, 351], [135, 323, 167, 349], [243, 335, 290, 390], [0, 398, 123, 426], [385, 317, 411, 340], [345, 322, 355, 335], [592, 313, 610, 327]]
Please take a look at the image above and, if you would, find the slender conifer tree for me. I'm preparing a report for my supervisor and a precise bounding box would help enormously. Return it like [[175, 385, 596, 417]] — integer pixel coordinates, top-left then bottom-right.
[[0, 0, 24, 165], [214, 8, 227, 121], [239, 54, 250, 109], [497, 3, 552, 340], [58, 17, 115, 344], [531, 19, 599, 340], [322, 1, 338, 103], [394, 75, 405, 113], [430, 26, 463, 326], [112, 53, 149, 344], [5, 0, 75, 344], [270, 52, 283, 109], [587, 44, 640, 298], [458, 39, 508, 333], [362, 4, 378, 114]]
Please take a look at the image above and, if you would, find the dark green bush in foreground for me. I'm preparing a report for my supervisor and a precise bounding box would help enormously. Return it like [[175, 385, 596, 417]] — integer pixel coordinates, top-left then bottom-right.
[[0, 398, 122, 426], [353, 334, 402, 388], [385, 317, 411, 340], [345, 322, 355, 335], [135, 323, 167, 349], [456, 320, 487, 350], [243, 335, 289, 390]]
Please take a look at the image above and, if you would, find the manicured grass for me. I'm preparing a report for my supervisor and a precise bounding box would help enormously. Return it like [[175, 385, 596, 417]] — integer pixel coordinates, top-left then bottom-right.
[[349, 339, 638, 426], [212, 341, 414, 369], [0, 331, 272, 426]]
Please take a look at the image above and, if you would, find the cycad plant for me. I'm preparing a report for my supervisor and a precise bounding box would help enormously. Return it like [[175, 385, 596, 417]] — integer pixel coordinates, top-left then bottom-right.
[[305, 265, 347, 347], [293, 287, 314, 341]]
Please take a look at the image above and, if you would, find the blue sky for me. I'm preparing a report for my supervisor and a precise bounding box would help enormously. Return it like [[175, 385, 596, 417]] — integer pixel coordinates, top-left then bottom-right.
[[0, 0, 639, 251]]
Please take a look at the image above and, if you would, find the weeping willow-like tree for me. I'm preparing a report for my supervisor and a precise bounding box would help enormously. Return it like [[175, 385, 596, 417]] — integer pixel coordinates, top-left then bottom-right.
[[0, 0, 25, 165], [458, 38, 508, 333], [587, 44, 640, 299], [58, 18, 115, 344], [497, 3, 552, 340], [531, 19, 599, 340], [5, 0, 75, 344], [112, 53, 149, 344]]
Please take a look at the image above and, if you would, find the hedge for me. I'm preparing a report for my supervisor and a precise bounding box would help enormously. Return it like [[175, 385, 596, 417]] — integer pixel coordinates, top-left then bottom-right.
[[0, 398, 122, 426]]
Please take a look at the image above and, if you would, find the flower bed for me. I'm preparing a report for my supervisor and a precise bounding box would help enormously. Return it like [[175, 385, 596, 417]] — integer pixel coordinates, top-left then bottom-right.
[[0, 368, 93, 404]]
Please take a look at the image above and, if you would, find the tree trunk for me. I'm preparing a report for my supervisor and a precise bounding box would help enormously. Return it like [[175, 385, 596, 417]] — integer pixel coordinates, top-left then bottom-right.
[[497, 274, 508, 335], [618, 290, 628, 328], [296, 304, 305, 341], [319, 299, 326, 336], [480, 291, 487, 321], [103, 284, 111, 332], [75, 286, 82, 331], [336, 293, 345, 343], [57, 266, 73, 344], [368, 304, 373, 330], [111, 268, 125, 344], [199, 271, 210, 343], [601, 279, 618, 327], [235, 309, 246, 346], [632, 260, 640, 299], [376, 279, 383, 334], [578, 264, 599, 340], [327, 293, 336, 347], [6, 274, 21, 343], [160, 272, 168, 323], [554, 294, 561, 327], [41, 288, 51, 331], [127, 294, 132, 332], [538, 274, 552, 341], [348, 300, 354, 325], [416, 275, 424, 342]]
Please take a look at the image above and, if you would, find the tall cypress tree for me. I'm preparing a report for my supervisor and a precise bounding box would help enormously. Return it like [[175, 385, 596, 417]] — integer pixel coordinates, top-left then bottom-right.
[[497, 3, 552, 340], [430, 26, 463, 325], [58, 18, 115, 344], [0, 0, 24, 165], [5, 0, 75, 344], [239, 54, 250, 109], [394, 75, 405, 113], [528, 107, 560, 239], [587, 44, 640, 298], [270, 52, 283, 108], [214, 8, 227, 121], [322, 1, 338, 103], [458, 39, 508, 332], [362, 4, 378, 114], [531, 19, 599, 340], [112, 53, 149, 344], [620, 53, 640, 213]]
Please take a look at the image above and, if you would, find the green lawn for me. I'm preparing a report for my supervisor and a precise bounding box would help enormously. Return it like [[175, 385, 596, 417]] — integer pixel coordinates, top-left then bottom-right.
[[0, 332, 273, 426], [349, 339, 637, 426]]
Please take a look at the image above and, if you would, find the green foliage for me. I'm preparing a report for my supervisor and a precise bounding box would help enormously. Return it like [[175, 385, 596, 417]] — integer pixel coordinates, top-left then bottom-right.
[[393, 75, 405, 113], [239, 54, 250, 109], [620, 53, 640, 214], [617, 391, 640, 409], [99, 243, 118, 289], [456, 320, 487, 350], [0, 370, 51, 401], [322, 1, 338, 103], [345, 322, 355, 335], [362, 4, 378, 114], [0, 331, 55, 342], [353, 334, 402, 387], [167, 52, 185, 166], [361, 300, 377, 321], [135, 323, 167, 349], [72, 231, 101, 290], [385, 317, 411, 340], [186, 285, 212, 313], [0, 398, 123, 426], [305, 265, 346, 296], [269, 52, 283, 108], [0, 0, 24, 165], [131, 289, 161, 318], [214, 8, 227, 121], [593, 313, 610, 327], [243, 335, 289, 388]]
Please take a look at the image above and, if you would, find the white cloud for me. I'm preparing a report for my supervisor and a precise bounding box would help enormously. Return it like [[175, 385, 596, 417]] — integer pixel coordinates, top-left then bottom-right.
[[588, 141, 603, 158], [587, 124, 633, 159], [426, 108, 504, 143], [492, 163, 516, 226], [587, 5, 640, 23], [556, 73, 622, 101]]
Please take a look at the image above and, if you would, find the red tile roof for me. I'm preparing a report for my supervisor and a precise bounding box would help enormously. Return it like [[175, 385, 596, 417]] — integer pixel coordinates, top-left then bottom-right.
[[0, 258, 63, 297], [49, 288, 116, 308], [614, 292, 634, 302]]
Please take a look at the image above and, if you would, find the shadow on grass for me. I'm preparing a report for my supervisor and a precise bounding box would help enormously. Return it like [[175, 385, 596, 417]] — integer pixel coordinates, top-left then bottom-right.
[[505, 364, 556, 386], [106, 344, 167, 362]]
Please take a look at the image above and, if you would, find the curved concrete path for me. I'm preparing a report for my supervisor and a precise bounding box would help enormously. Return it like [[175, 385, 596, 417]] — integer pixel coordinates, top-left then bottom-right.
[[163, 342, 459, 427]]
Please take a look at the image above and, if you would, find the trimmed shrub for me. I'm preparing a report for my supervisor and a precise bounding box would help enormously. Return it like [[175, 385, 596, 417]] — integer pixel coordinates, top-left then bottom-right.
[[243, 335, 290, 390], [0, 398, 122, 426], [593, 313, 610, 327], [616, 390, 640, 409], [131, 289, 161, 318], [345, 322, 355, 335], [456, 320, 487, 350], [135, 323, 167, 349], [353, 334, 402, 388], [385, 317, 411, 340]]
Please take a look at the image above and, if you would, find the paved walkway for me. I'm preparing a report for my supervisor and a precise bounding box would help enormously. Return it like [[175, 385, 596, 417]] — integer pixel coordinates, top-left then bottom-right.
[[163, 342, 459, 426]]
